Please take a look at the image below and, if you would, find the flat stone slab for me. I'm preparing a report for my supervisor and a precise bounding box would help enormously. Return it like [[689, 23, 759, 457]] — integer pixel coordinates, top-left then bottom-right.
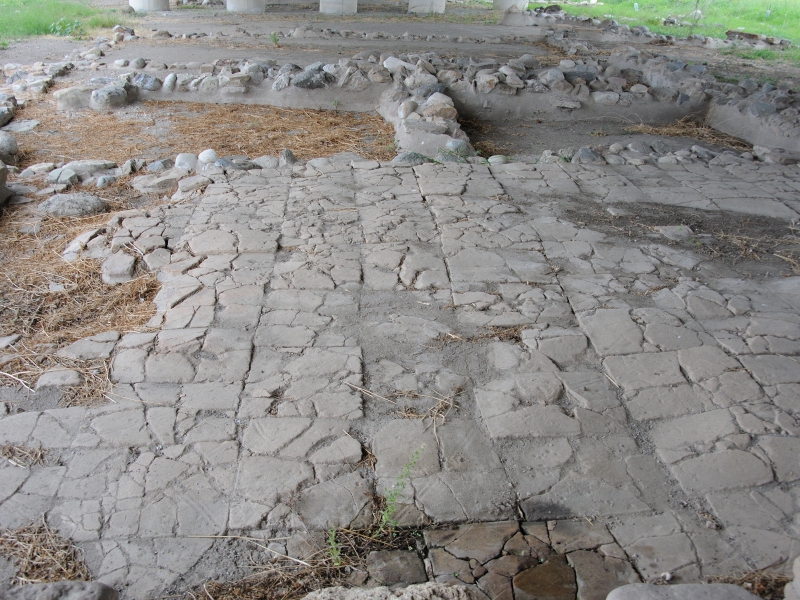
[[2, 154, 799, 598], [607, 583, 761, 599]]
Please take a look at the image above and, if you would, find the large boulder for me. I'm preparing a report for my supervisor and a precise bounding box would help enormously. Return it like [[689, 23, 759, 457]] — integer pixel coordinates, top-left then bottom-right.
[[0, 161, 11, 206], [53, 86, 93, 110], [0, 131, 18, 165], [90, 85, 135, 110], [38, 193, 109, 217]]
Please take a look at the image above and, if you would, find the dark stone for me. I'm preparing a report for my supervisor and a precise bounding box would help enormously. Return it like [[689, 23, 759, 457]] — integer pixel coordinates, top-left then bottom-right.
[[444, 522, 519, 564], [292, 69, 333, 89], [279, 149, 297, 166], [391, 152, 431, 166], [0, 581, 118, 600], [650, 86, 678, 103], [428, 548, 474, 584], [366, 550, 427, 585], [477, 572, 514, 600], [665, 61, 686, 72], [677, 92, 692, 105], [146, 158, 174, 173], [571, 147, 605, 164], [414, 83, 448, 100], [567, 551, 641, 600], [435, 151, 467, 164], [563, 70, 596, 84], [484, 554, 536, 577], [513, 556, 577, 600], [749, 102, 777, 117], [619, 68, 643, 83], [133, 73, 162, 91], [278, 63, 301, 75]]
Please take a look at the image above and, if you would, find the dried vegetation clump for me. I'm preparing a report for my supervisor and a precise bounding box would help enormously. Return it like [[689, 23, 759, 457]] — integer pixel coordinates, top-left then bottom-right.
[[624, 115, 753, 151], [187, 529, 420, 600], [14, 98, 397, 168], [708, 566, 792, 600], [0, 522, 90, 585], [0, 444, 46, 468], [0, 211, 159, 402]]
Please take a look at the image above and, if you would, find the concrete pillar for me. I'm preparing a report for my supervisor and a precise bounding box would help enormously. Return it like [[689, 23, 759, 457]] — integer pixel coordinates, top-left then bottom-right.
[[492, 0, 527, 11], [226, 0, 265, 12], [407, 0, 445, 14], [319, 0, 357, 15], [129, 0, 169, 11]]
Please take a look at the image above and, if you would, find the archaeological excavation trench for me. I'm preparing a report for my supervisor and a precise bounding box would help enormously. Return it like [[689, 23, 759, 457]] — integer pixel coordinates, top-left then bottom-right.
[[0, 3, 799, 600]]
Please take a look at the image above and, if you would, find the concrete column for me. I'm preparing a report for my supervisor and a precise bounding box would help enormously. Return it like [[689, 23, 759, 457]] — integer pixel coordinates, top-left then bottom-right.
[[319, 0, 357, 15], [407, 0, 445, 14], [493, 0, 528, 11], [129, 0, 169, 11], [226, 0, 265, 12]]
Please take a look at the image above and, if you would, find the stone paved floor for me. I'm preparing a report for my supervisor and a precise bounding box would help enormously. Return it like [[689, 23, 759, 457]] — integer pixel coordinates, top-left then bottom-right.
[[1, 155, 799, 597]]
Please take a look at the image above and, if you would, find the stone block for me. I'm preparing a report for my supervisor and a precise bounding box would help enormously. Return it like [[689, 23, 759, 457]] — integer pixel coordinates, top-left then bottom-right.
[[407, 0, 445, 13], [319, 0, 356, 14], [226, 0, 265, 12]]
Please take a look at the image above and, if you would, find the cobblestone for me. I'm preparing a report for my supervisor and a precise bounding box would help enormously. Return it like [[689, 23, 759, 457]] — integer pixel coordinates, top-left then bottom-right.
[[3, 156, 800, 597]]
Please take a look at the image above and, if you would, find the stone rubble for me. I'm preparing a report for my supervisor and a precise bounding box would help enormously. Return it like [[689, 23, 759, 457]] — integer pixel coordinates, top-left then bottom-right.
[[5, 32, 797, 152]]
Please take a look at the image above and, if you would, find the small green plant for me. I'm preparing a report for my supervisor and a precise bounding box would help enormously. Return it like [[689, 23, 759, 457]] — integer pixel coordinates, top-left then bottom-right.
[[270, 31, 280, 46], [48, 18, 86, 38], [326, 527, 342, 566], [375, 446, 423, 536], [333, 99, 340, 110]]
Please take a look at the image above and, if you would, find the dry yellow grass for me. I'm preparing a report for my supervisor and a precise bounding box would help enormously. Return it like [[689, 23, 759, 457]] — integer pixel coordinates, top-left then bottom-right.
[[0, 521, 90, 585], [13, 98, 396, 168], [0, 208, 159, 402], [624, 116, 753, 151]]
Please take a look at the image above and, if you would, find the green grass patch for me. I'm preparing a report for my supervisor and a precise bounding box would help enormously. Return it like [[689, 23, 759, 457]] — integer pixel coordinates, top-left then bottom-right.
[[547, 0, 800, 61], [0, 0, 124, 45]]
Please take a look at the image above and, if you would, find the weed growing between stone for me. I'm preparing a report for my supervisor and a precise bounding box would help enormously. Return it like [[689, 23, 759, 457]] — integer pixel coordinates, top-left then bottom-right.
[[0, 521, 90, 585], [325, 527, 342, 567], [189, 528, 422, 600], [375, 446, 422, 536]]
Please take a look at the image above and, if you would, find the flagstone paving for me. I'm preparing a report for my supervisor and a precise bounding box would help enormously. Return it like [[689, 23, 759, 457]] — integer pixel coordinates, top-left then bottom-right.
[[1, 155, 799, 597]]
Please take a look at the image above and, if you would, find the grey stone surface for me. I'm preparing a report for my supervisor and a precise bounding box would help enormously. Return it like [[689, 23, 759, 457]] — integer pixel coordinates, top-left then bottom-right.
[[0, 581, 118, 600], [4, 123, 800, 599], [37, 193, 108, 217], [302, 583, 481, 600], [606, 583, 761, 599]]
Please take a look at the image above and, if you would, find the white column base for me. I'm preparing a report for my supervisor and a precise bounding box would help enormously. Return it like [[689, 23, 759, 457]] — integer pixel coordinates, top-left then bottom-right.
[[226, 0, 265, 12], [407, 0, 445, 14], [319, 0, 357, 15], [129, 0, 170, 11], [493, 0, 528, 10]]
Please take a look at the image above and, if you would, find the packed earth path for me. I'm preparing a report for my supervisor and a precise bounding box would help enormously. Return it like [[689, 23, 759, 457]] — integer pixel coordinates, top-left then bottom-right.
[[0, 2, 800, 600]]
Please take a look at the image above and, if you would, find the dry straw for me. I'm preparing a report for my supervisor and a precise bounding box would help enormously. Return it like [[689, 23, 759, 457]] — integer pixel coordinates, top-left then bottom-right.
[[0, 521, 91, 585], [0, 210, 159, 402], [14, 98, 396, 168], [624, 115, 752, 151]]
